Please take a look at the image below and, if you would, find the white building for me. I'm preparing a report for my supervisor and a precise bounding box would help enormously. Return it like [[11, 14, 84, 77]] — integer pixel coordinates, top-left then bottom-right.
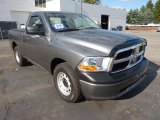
[[0, 0, 127, 30]]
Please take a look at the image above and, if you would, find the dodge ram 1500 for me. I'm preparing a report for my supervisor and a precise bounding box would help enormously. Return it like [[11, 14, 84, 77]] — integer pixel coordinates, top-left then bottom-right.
[[9, 12, 149, 102]]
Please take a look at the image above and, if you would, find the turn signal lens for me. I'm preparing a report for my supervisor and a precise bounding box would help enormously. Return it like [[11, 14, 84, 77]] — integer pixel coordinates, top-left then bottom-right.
[[79, 65, 97, 71]]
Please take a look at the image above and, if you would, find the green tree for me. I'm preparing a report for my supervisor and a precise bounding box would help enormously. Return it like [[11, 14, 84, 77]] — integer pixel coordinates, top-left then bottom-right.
[[138, 12, 144, 24], [84, 0, 100, 4], [146, 0, 154, 12], [140, 5, 146, 13], [154, 0, 160, 23], [143, 9, 154, 24], [127, 0, 155, 24], [127, 9, 141, 24], [127, 9, 133, 24]]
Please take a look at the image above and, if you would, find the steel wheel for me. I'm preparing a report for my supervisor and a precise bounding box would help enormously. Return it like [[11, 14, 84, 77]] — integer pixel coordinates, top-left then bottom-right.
[[53, 62, 83, 102], [15, 50, 20, 63], [57, 72, 72, 96]]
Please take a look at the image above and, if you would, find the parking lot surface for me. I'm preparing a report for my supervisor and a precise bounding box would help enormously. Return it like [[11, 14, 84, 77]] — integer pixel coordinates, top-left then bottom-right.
[[0, 31, 160, 120]]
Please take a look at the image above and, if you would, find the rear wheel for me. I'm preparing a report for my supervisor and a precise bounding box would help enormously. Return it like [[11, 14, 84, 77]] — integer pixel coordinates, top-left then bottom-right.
[[14, 46, 28, 66], [53, 62, 82, 103]]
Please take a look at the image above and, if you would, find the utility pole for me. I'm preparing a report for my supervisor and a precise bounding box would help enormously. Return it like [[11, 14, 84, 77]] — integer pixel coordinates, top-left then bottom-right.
[[81, 0, 83, 14]]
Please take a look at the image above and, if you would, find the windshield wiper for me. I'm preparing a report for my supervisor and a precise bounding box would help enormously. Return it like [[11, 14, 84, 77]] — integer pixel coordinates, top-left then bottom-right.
[[58, 28, 80, 32]]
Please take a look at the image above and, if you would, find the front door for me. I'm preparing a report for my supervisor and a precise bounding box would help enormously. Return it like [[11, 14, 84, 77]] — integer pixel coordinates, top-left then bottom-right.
[[23, 15, 49, 67]]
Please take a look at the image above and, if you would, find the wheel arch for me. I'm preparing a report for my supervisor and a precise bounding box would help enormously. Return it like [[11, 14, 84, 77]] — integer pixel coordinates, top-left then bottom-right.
[[12, 41, 17, 50], [50, 58, 66, 75]]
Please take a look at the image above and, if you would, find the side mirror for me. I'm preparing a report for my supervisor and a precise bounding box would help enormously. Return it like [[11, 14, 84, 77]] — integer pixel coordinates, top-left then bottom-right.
[[26, 25, 45, 35]]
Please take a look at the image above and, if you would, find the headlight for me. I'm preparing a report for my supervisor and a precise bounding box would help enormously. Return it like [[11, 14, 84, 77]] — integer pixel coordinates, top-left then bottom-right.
[[78, 57, 113, 72]]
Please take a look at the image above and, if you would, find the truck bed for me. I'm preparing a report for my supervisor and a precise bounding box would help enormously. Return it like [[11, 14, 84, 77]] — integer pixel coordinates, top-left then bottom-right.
[[9, 29, 24, 42]]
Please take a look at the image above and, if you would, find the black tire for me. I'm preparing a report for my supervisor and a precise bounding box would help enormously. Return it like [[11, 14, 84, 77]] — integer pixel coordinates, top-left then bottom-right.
[[14, 46, 28, 66], [53, 62, 82, 103]]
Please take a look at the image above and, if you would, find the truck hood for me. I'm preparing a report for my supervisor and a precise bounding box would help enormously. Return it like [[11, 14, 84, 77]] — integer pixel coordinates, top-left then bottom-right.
[[56, 29, 143, 56]]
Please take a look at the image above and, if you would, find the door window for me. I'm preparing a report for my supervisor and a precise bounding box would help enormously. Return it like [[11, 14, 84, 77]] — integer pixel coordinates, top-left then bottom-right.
[[28, 16, 45, 32], [28, 16, 42, 26]]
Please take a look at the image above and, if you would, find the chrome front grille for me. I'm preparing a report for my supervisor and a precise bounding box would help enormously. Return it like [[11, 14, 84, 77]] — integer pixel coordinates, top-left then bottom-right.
[[111, 43, 146, 73]]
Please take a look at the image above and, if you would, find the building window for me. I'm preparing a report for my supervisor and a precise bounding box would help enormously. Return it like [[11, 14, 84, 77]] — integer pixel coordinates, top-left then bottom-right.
[[35, 0, 46, 8]]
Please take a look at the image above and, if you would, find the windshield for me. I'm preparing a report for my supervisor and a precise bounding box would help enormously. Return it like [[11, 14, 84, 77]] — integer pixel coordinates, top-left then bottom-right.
[[46, 13, 100, 32]]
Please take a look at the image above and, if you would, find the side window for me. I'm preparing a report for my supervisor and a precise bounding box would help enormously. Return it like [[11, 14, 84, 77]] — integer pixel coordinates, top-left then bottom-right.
[[28, 16, 45, 31]]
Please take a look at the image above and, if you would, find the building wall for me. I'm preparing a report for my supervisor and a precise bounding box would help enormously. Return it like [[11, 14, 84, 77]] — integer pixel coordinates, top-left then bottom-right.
[[10, 11, 31, 26], [0, 0, 126, 30], [60, 0, 127, 30], [0, 8, 11, 21], [77, 1, 126, 29], [0, 0, 61, 28], [60, 0, 76, 12]]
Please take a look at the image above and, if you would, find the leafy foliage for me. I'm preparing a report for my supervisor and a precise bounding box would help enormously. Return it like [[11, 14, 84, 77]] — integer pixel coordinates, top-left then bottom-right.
[[84, 0, 101, 4], [154, 0, 160, 23], [127, 9, 140, 24], [127, 0, 160, 24], [140, 5, 146, 13], [146, 0, 154, 12]]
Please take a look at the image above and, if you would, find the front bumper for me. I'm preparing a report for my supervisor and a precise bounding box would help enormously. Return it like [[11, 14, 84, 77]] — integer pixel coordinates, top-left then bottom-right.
[[78, 58, 149, 100]]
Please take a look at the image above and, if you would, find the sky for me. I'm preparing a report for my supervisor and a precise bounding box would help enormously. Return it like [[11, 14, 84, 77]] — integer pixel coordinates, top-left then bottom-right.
[[101, 0, 158, 11]]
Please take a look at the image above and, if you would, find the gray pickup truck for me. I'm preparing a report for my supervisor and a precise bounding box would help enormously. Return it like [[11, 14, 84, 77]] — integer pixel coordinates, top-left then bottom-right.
[[9, 11, 149, 102]]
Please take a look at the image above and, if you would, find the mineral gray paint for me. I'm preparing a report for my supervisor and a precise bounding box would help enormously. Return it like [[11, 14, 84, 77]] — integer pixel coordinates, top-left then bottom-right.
[[8, 12, 149, 100]]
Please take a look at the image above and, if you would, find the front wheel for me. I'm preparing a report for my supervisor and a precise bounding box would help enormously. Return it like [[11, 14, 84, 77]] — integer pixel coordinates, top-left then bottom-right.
[[53, 62, 82, 103]]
